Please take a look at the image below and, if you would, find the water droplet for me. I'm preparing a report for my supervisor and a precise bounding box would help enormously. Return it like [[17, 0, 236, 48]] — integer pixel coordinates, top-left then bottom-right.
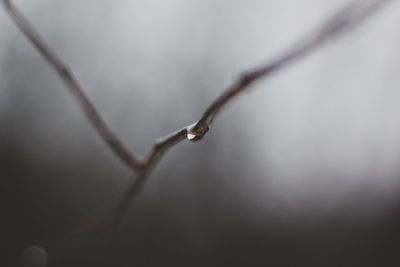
[[186, 122, 209, 142], [187, 133, 197, 141]]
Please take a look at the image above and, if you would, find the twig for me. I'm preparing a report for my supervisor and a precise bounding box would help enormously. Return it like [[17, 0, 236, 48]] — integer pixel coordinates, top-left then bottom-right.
[[2, 0, 391, 194], [43, 129, 189, 265], [189, 0, 392, 136], [94, 0, 394, 239], [2, 0, 143, 171], [2, 0, 393, 265], [114, 127, 188, 223]]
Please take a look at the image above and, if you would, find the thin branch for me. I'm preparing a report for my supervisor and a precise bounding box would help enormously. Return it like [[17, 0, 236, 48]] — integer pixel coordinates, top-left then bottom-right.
[[2, 0, 391, 182], [2, 0, 143, 171], [190, 0, 392, 136], [114, 127, 188, 223], [99, 0, 394, 231], [43, 129, 189, 265], [106, 0, 393, 231], [2, 0, 394, 265]]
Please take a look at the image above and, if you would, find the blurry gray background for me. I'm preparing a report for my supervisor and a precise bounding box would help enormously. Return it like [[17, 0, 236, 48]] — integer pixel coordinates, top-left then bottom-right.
[[1, 0, 400, 266]]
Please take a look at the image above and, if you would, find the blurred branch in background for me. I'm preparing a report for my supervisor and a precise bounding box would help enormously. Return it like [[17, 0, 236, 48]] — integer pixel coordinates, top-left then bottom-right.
[[1, 0, 393, 266]]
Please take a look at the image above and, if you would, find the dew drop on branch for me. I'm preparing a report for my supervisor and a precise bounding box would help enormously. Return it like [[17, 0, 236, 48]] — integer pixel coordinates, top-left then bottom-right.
[[187, 133, 197, 141], [186, 123, 209, 142]]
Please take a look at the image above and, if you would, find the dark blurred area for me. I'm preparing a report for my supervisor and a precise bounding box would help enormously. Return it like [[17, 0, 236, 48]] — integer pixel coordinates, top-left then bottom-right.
[[2, 0, 400, 266]]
